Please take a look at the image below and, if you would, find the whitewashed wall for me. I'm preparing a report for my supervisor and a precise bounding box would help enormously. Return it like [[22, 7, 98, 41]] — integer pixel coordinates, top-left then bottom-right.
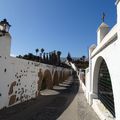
[[82, 14, 120, 120], [89, 24, 120, 120], [85, 68, 90, 101], [0, 55, 71, 109], [79, 1, 120, 119], [117, 0, 120, 24]]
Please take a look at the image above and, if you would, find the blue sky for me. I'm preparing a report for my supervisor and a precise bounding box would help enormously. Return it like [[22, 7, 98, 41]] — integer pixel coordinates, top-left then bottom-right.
[[0, 0, 116, 57]]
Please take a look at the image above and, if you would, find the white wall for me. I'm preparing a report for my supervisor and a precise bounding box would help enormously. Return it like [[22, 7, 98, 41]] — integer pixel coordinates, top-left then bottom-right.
[[85, 23, 120, 119], [0, 33, 11, 57], [0, 55, 71, 109], [97, 25, 109, 45], [81, 2, 120, 119], [67, 1, 120, 119], [117, 0, 120, 24], [85, 68, 90, 101]]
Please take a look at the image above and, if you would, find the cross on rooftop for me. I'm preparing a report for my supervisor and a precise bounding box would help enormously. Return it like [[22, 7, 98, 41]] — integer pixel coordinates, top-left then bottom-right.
[[102, 12, 105, 22]]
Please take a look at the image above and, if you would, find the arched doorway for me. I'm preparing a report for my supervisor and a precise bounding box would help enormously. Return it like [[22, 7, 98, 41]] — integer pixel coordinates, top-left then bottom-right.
[[63, 71, 69, 81], [98, 59, 115, 117], [41, 69, 53, 90]]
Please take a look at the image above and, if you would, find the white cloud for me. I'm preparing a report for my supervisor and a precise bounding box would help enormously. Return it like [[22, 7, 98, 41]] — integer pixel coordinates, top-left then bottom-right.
[[10, 53, 16, 57]]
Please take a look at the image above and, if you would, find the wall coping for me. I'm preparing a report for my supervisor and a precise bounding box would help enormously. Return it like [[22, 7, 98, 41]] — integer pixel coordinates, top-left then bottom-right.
[[91, 24, 118, 59], [92, 99, 115, 120], [115, 0, 120, 5]]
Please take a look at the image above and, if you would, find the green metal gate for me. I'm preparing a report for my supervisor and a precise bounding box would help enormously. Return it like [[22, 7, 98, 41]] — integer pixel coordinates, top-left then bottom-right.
[[98, 59, 115, 117]]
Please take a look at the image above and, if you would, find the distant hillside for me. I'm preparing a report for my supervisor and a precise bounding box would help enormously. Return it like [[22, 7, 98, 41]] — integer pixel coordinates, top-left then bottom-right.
[[61, 57, 80, 62]]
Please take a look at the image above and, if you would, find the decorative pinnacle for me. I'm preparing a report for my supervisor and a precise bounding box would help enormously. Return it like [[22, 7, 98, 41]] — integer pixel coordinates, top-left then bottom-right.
[[102, 12, 105, 22]]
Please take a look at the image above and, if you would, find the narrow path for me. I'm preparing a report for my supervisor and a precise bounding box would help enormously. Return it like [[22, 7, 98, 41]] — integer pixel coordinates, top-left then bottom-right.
[[77, 87, 100, 120], [0, 76, 99, 120]]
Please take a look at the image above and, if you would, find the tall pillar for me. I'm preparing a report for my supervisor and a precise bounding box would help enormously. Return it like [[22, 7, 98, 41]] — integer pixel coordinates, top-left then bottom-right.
[[116, 0, 120, 25], [97, 22, 109, 45], [0, 19, 11, 57]]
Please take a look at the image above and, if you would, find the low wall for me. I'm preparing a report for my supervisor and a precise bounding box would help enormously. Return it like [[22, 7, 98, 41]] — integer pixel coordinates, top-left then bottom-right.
[[77, 69, 86, 93], [0, 56, 72, 109]]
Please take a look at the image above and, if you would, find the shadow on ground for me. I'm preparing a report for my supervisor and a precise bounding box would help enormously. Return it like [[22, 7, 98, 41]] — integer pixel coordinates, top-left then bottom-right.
[[0, 76, 79, 120]]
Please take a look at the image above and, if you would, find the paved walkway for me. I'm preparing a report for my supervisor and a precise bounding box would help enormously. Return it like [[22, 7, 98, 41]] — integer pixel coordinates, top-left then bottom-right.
[[0, 76, 100, 120], [57, 78, 100, 120]]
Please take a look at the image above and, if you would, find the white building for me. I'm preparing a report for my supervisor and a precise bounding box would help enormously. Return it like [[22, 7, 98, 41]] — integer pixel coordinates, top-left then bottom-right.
[[79, 0, 120, 120]]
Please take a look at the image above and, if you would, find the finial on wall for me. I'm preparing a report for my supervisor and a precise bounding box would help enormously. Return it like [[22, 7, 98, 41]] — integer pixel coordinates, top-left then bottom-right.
[[0, 18, 11, 33]]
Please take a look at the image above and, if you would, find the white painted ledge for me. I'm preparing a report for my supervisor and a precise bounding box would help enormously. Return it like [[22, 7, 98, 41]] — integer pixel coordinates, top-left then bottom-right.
[[116, 0, 120, 5], [92, 99, 115, 120]]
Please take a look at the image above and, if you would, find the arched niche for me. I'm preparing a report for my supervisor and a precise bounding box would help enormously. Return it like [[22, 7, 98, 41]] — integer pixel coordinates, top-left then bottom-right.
[[41, 69, 53, 90], [93, 56, 103, 94], [93, 56, 115, 117]]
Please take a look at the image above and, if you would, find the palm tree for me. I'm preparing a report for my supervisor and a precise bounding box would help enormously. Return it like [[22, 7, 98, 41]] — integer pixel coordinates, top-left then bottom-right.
[[57, 51, 61, 65], [49, 52, 52, 64], [43, 52, 46, 63], [40, 48, 44, 62], [46, 53, 49, 63], [41, 48, 44, 54], [82, 55, 86, 62], [67, 52, 72, 62], [53, 50, 57, 65], [35, 48, 39, 56]]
